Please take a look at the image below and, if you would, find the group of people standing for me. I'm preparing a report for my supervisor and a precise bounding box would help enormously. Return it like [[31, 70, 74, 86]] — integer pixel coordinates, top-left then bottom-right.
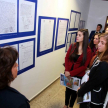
[[63, 26, 108, 108], [0, 24, 108, 108]]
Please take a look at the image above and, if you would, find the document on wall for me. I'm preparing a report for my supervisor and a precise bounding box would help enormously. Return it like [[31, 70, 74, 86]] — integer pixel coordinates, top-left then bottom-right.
[[11, 44, 19, 70], [79, 21, 82, 29], [66, 43, 70, 51], [0, 0, 17, 34], [57, 20, 68, 46], [67, 33, 71, 43], [75, 13, 80, 28], [11, 44, 18, 51], [19, 41, 34, 70], [60, 73, 81, 91], [19, 0, 35, 32], [77, 70, 91, 104], [71, 34, 76, 43], [70, 12, 76, 28], [82, 21, 85, 29], [40, 19, 54, 52]]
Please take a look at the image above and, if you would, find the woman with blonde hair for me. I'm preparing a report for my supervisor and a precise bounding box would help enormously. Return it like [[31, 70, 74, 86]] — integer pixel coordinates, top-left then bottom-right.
[[78, 33, 108, 108]]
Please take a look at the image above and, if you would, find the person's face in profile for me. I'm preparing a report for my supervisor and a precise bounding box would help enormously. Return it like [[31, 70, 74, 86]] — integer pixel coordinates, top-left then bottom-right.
[[76, 31, 84, 43], [98, 37, 106, 52], [11, 62, 18, 79], [93, 35, 99, 45], [105, 27, 108, 33], [96, 26, 101, 32]]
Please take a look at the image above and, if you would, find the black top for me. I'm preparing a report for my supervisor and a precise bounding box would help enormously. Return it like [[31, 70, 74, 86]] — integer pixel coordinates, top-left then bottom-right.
[[73, 54, 80, 62], [71, 54, 80, 70], [71, 54, 81, 79], [0, 86, 30, 108], [78, 61, 108, 104], [89, 30, 101, 40]]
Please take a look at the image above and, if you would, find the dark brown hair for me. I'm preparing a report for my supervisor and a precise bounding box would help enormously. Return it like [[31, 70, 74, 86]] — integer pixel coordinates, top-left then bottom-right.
[[98, 33, 108, 62], [97, 24, 102, 29], [69, 29, 89, 65], [89, 33, 101, 52], [0, 46, 18, 89]]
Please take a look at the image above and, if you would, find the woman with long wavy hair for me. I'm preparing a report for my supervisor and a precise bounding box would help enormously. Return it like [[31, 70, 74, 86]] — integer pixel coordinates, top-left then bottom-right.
[[78, 33, 108, 108], [63, 29, 92, 108]]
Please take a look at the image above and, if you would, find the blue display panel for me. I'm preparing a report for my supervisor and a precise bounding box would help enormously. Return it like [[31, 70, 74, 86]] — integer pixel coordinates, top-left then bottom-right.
[[37, 16, 56, 57], [65, 32, 77, 52], [0, 38, 35, 75], [79, 20, 86, 29], [55, 18, 69, 50], [0, 0, 37, 40], [69, 10, 81, 31]]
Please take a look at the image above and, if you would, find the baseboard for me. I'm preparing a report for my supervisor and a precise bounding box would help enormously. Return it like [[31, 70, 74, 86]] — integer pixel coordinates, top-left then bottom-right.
[[29, 76, 60, 101]]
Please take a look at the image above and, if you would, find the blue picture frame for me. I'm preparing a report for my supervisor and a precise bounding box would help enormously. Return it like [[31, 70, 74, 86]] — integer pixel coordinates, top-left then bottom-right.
[[70, 32, 77, 43], [0, 38, 35, 75], [79, 20, 86, 29], [37, 16, 56, 57], [55, 18, 69, 50], [0, 0, 37, 40], [65, 32, 77, 52], [65, 33, 71, 52], [69, 10, 81, 31]]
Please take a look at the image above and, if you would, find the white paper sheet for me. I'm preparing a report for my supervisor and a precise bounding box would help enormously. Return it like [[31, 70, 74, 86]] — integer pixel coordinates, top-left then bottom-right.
[[66, 43, 70, 51], [81, 70, 90, 84], [60, 73, 81, 91], [103, 92, 108, 108], [40, 19, 54, 52], [11, 44, 18, 70], [19, 0, 35, 32], [19, 41, 34, 70], [77, 92, 91, 104], [57, 20, 67, 46], [70, 12, 76, 28], [79, 21, 82, 29], [3, 44, 18, 70], [67, 33, 71, 43], [71, 34, 76, 43], [75, 13, 80, 28], [72, 77, 81, 91], [82, 21, 85, 29], [77, 70, 91, 104], [0, 0, 17, 34]]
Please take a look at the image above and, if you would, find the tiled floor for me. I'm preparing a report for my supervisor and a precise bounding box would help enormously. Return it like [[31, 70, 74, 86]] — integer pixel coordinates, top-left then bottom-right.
[[30, 78, 79, 108]]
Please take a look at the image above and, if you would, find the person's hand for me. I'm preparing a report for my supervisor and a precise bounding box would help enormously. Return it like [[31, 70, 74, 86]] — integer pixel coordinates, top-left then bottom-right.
[[65, 71, 70, 77], [77, 87, 80, 92]]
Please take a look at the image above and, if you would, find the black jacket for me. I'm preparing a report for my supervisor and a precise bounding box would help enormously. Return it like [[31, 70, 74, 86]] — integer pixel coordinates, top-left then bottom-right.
[[89, 30, 101, 40], [0, 86, 30, 108], [78, 61, 108, 105]]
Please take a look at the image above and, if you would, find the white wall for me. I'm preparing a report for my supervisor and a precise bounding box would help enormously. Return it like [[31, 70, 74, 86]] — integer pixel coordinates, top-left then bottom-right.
[[1, 0, 91, 100], [86, 0, 108, 33]]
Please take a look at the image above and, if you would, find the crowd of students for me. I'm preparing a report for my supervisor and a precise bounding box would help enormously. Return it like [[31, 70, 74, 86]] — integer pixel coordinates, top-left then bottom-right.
[[0, 25, 108, 108], [63, 27, 108, 108]]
